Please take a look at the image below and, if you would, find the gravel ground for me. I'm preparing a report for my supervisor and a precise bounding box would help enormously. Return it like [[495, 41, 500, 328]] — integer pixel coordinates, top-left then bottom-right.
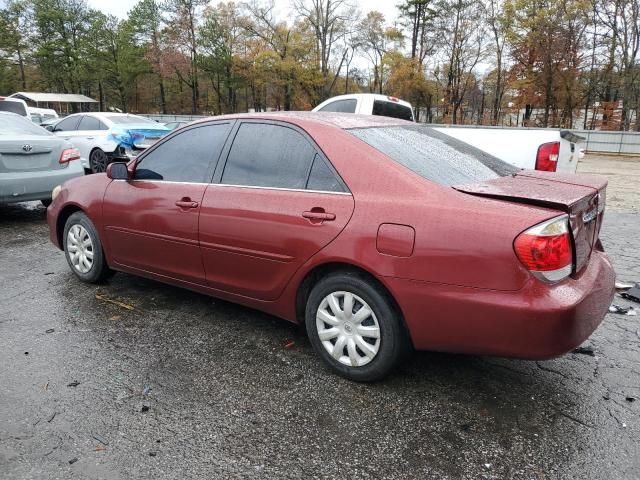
[[1, 158, 639, 479], [578, 154, 640, 214]]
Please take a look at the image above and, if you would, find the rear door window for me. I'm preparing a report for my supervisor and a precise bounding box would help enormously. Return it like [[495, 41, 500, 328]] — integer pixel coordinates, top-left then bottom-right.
[[53, 116, 81, 132], [135, 123, 232, 182], [221, 123, 315, 189], [318, 99, 357, 113], [372, 100, 414, 121], [349, 125, 518, 186], [306, 155, 345, 192], [78, 116, 107, 131]]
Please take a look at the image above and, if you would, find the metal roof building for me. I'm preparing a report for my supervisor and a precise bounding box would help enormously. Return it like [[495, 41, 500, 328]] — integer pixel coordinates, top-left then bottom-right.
[[8, 92, 97, 113]]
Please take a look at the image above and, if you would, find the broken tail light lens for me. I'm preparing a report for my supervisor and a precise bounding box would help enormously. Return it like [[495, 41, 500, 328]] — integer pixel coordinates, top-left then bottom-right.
[[59, 148, 81, 164], [514, 215, 572, 283], [536, 141, 560, 172]]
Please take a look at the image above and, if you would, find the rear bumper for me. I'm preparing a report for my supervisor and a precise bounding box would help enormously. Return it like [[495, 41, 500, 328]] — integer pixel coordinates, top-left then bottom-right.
[[387, 250, 615, 359], [0, 164, 84, 203]]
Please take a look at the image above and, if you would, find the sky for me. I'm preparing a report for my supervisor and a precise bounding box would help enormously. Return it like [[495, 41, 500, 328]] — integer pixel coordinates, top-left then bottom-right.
[[86, 0, 399, 23]]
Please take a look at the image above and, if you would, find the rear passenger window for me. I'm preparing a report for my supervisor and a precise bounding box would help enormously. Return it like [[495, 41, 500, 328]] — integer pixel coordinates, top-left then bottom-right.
[[78, 116, 107, 131], [318, 99, 357, 113], [222, 123, 315, 189], [307, 155, 344, 192], [372, 100, 414, 121], [135, 123, 231, 182], [53, 116, 81, 132]]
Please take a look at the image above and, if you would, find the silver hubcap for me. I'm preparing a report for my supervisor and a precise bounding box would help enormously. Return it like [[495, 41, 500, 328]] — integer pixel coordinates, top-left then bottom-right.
[[66, 224, 94, 274], [316, 291, 381, 367]]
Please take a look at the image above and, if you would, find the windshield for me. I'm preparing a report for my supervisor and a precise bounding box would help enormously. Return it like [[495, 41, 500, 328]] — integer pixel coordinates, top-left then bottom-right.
[[349, 125, 518, 186], [105, 114, 160, 126], [0, 114, 51, 136]]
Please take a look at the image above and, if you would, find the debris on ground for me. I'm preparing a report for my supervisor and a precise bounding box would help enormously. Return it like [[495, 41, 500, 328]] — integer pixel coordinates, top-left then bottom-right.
[[45, 328, 55, 333], [615, 281, 634, 290], [626, 396, 636, 403], [573, 346, 596, 356], [68, 457, 78, 465], [67, 381, 80, 387], [109, 315, 121, 321], [142, 385, 152, 396], [92, 433, 109, 445], [94, 445, 107, 452], [141, 405, 150, 413], [149, 451, 157, 457], [609, 304, 637, 316], [620, 284, 640, 304], [47, 412, 56, 423], [95, 293, 135, 311], [283, 339, 295, 349]]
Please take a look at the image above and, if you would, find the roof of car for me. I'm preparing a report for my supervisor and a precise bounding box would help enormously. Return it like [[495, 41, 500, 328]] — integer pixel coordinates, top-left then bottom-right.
[[194, 111, 412, 130]]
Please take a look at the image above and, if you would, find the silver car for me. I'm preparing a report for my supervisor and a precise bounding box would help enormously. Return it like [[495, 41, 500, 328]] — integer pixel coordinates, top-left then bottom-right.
[[0, 112, 84, 206]]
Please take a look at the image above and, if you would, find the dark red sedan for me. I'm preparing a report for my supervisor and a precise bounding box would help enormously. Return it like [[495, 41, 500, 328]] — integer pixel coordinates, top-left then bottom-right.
[[47, 113, 615, 381]]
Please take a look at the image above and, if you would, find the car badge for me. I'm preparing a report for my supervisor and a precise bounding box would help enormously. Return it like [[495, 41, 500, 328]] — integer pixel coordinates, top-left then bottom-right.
[[22, 144, 33, 152]]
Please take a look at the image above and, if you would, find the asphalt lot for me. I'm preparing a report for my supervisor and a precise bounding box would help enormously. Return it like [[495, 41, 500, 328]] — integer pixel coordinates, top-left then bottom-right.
[[1, 156, 639, 479]]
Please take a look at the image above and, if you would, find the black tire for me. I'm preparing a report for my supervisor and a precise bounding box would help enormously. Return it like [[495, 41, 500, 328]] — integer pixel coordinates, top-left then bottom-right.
[[89, 148, 108, 174], [41, 199, 52, 208], [63, 211, 113, 283], [305, 272, 407, 382]]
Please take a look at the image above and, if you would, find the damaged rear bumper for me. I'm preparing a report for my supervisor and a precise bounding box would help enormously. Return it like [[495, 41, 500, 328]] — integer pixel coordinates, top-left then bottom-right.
[[386, 250, 616, 359]]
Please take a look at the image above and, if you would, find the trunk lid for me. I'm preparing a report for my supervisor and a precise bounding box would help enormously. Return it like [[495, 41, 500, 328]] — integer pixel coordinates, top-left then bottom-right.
[[454, 170, 607, 273], [0, 136, 67, 173]]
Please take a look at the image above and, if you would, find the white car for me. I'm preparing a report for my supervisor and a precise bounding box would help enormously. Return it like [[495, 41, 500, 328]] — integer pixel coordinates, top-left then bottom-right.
[[0, 97, 29, 118], [49, 112, 170, 173], [313, 93, 415, 121], [28, 107, 59, 125]]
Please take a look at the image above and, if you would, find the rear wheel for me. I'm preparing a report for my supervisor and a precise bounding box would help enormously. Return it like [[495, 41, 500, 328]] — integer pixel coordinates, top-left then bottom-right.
[[63, 212, 112, 283], [89, 148, 108, 174], [305, 272, 407, 382]]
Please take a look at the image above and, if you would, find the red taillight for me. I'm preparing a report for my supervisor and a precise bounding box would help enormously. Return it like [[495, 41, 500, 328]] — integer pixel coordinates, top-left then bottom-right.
[[387, 96, 399, 103], [59, 148, 81, 164], [514, 215, 573, 282], [535, 141, 560, 172]]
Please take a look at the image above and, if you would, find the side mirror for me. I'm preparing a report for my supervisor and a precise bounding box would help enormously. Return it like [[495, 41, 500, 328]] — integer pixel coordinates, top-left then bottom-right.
[[45, 125, 55, 132], [106, 162, 130, 180]]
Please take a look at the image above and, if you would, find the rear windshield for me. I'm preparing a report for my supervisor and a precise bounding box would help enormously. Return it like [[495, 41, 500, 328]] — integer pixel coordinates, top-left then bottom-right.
[[349, 125, 518, 186], [105, 114, 159, 125], [0, 114, 51, 136], [0, 100, 28, 116], [372, 100, 413, 121]]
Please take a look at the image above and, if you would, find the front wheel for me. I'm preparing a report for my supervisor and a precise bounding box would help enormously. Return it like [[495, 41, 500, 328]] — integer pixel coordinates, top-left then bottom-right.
[[63, 212, 112, 283], [305, 272, 407, 382], [89, 148, 109, 174]]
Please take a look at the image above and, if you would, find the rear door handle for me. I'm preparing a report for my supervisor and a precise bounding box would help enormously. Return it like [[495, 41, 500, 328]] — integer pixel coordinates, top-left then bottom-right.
[[302, 211, 336, 221], [175, 198, 199, 209], [86, 136, 94, 140]]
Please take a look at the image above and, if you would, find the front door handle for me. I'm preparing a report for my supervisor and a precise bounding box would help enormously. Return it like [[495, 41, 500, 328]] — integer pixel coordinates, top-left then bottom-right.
[[302, 210, 336, 222], [175, 198, 199, 209]]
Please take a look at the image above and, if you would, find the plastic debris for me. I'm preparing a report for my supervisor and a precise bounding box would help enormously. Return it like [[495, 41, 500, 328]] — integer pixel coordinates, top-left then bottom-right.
[[609, 304, 637, 316], [45, 328, 55, 333], [283, 339, 295, 349], [68, 457, 78, 465], [92, 433, 109, 446], [620, 284, 640, 304], [67, 381, 80, 387], [573, 346, 595, 356], [615, 281, 634, 290]]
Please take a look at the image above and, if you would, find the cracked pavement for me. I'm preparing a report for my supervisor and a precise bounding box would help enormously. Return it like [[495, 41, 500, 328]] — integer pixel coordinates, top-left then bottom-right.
[[1, 156, 639, 479]]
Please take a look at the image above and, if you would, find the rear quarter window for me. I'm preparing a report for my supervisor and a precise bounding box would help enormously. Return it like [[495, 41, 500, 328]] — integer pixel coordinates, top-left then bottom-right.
[[349, 125, 518, 186]]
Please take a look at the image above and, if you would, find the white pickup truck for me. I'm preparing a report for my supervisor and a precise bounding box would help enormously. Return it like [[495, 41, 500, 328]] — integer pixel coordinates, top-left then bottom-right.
[[314, 94, 585, 174]]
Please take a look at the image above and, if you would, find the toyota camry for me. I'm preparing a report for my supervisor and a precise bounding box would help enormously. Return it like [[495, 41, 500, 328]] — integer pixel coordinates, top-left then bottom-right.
[[47, 113, 615, 381]]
